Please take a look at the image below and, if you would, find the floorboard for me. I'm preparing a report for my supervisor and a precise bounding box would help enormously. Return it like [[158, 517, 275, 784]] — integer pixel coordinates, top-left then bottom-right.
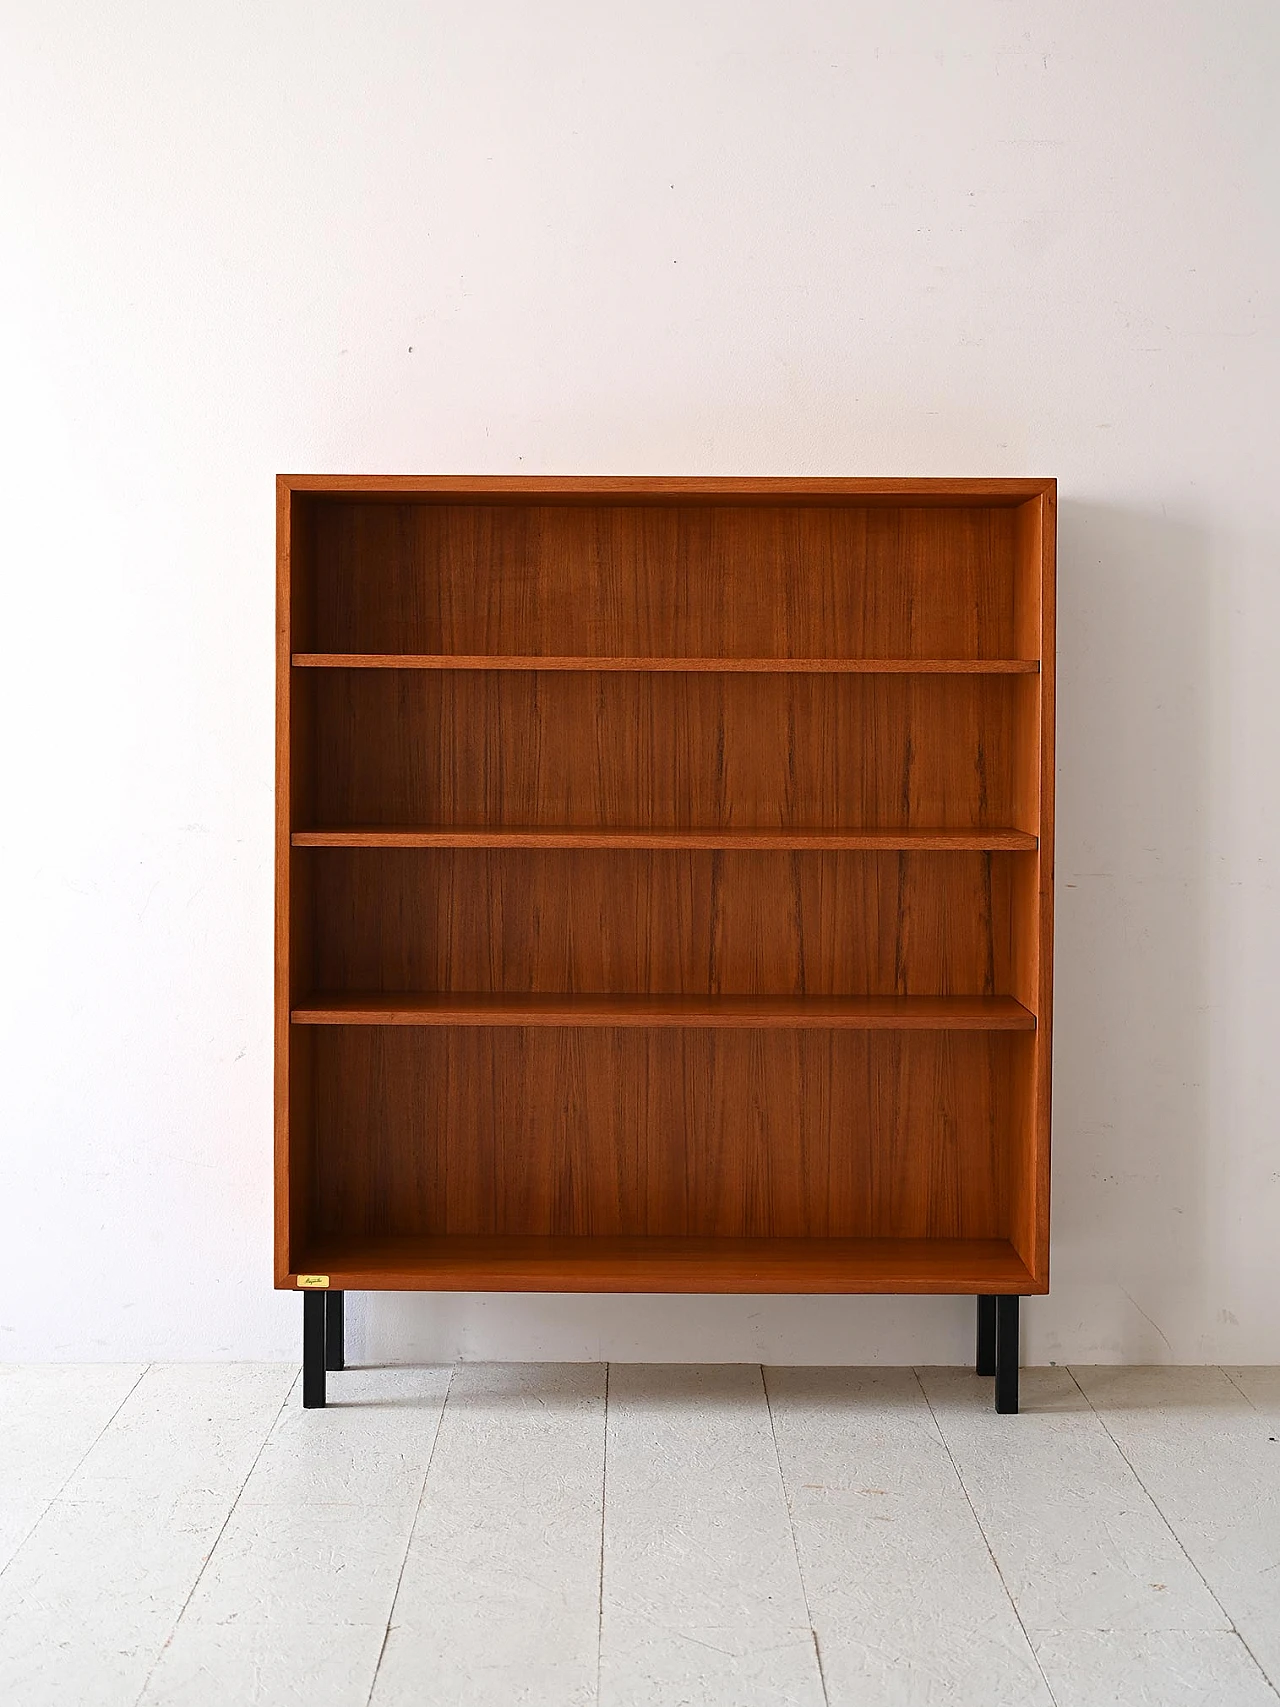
[[766, 1367, 1052, 1706], [1072, 1365, 1280, 1691], [0, 1363, 1276, 1706], [140, 1365, 451, 1707], [919, 1366, 1224, 1634], [601, 1365, 824, 1707], [0, 1365, 293, 1707], [371, 1363, 606, 1707]]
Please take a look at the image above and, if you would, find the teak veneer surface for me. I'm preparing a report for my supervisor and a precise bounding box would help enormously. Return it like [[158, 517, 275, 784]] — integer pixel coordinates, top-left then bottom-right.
[[291, 993, 1035, 1029], [302, 501, 1022, 659], [302, 1027, 1022, 1243], [287, 1236, 1037, 1294], [293, 654, 1041, 673], [276, 475, 1055, 1295], [292, 827, 1039, 851], [283, 475, 1051, 501], [301, 670, 1038, 833], [298, 848, 1025, 998]]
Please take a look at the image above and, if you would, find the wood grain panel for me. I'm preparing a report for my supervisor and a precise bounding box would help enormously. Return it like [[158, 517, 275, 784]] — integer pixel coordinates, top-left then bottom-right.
[[275, 480, 294, 1282], [291, 993, 1035, 1028], [294, 654, 1041, 673], [286, 1234, 1039, 1294], [305, 848, 1018, 998], [306, 503, 1021, 659], [1016, 487, 1055, 1283], [293, 827, 1039, 851], [285, 474, 1054, 503], [277, 475, 1055, 1297], [306, 1028, 1026, 1242], [305, 670, 1024, 831]]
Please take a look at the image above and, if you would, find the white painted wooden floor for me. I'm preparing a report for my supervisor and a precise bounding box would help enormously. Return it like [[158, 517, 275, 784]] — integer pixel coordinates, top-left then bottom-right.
[[0, 1364, 1276, 1706]]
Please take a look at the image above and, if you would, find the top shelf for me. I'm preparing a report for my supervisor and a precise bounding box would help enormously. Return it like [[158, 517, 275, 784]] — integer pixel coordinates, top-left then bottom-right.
[[292, 654, 1041, 674], [283, 475, 1055, 503]]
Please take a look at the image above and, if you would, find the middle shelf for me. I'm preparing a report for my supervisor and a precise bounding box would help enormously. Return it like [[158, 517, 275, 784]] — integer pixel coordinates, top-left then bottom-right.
[[291, 826, 1038, 851], [290, 992, 1037, 1029], [292, 654, 1042, 673]]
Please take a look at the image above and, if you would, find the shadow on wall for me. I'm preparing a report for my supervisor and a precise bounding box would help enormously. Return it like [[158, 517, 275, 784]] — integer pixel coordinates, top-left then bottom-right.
[[351, 497, 1215, 1367], [1050, 500, 1212, 1361]]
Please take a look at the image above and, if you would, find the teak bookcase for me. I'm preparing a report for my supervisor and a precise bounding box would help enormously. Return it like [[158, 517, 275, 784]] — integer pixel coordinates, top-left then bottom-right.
[[276, 475, 1055, 1413]]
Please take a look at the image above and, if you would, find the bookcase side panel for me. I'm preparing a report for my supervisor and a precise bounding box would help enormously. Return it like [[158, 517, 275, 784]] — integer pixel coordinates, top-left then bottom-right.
[[274, 483, 297, 1281], [1033, 488, 1056, 1280], [1005, 490, 1055, 1282], [278, 489, 324, 1280]]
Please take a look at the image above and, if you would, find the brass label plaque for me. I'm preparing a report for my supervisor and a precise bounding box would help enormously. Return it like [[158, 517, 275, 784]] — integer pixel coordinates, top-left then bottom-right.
[[296, 1274, 330, 1289]]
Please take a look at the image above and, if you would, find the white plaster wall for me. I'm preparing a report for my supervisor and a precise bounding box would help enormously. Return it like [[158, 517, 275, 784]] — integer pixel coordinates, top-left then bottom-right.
[[1, 1, 1276, 1363]]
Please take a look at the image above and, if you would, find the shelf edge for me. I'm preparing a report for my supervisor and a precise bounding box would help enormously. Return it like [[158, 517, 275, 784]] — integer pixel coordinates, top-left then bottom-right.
[[289, 994, 1038, 1031], [282, 1235, 1043, 1294], [291, 828, 1040, 851], [293, 653, 1042, 674]]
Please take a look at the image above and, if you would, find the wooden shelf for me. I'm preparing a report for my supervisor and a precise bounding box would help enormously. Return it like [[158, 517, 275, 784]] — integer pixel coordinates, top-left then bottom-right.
[[292, 826, 1039, 851], [288, 1235, 1040, 1294], [291, 992, 1036, 1030], [294, 653, 1041, 673], [282, 475, 1054, 503]]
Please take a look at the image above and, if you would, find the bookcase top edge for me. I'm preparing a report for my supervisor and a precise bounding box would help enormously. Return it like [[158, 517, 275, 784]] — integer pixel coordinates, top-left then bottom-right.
[[276, 474, 1057, 505]]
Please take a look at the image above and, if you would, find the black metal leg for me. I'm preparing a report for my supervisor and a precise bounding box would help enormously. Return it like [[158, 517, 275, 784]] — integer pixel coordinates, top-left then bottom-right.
[[325, 1290, 345, 1372], [302, 1290, 326, 1408], [976, 1295, 996, 1376], [994, 1295, 1020, 1414]]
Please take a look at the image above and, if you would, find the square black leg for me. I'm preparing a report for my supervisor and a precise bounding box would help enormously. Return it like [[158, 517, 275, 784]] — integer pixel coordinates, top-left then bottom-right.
[[325, 1290, 345, 1372], [995, 1295, 1020, 1414], [302, 1290, 327, 1408], [976, 1295, 996, 1376]]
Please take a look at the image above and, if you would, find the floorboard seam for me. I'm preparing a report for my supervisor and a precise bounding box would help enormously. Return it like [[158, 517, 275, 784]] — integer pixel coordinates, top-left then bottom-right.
[[1066, 1367, 1280, 1701], [595, 1362, 610, 1706], [1220, 1366, 1262, 1411], [0, 1360, 153, 1587], [760, 1366, 829, 1707], [129, 1365, 298, 1707], [364, 1363, 455, 1707], [914, 1369, 1062, 1707]]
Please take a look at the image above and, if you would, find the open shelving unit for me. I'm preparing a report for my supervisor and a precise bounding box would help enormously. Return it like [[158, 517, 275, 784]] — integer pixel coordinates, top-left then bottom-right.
[[276, 475, 1055, 1411]]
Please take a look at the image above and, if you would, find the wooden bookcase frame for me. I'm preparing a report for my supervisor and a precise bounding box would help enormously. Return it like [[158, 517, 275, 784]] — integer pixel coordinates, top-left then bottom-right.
[[276, 475, 1055, 1412]]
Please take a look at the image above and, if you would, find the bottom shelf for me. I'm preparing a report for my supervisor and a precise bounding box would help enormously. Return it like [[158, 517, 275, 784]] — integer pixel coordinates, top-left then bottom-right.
[[285, 1236, 1041, 1295]]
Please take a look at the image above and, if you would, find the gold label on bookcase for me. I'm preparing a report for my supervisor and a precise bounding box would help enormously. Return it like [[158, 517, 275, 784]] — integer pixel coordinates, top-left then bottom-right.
[[296, 1274, 330, 1289]]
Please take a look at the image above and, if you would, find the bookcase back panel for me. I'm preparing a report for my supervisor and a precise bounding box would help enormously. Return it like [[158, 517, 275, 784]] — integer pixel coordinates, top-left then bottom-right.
[[304, 1027, 1024, 1241], [302, 501, 1022, 660], [304, 670, 1034, 831], [303, 848, 1017, 998]]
